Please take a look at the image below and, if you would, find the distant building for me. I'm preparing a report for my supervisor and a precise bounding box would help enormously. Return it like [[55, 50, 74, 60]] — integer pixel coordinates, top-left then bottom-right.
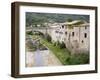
[[49, 20, 90, 54]]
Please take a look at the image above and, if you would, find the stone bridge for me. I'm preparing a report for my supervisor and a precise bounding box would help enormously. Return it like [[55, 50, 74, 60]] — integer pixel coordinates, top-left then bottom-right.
[[26, 27, 52, 35]]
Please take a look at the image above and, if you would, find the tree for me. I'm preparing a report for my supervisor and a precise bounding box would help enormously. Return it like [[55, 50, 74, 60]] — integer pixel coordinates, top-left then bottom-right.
[[67, 18, 73, 22]]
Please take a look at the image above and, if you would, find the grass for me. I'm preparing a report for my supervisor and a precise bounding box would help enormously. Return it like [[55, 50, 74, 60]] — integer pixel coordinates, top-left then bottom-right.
[[66, 53, 89, 65]]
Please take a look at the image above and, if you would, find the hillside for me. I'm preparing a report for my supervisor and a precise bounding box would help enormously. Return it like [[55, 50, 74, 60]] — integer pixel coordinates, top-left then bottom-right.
[[26, 12, 89, 27]]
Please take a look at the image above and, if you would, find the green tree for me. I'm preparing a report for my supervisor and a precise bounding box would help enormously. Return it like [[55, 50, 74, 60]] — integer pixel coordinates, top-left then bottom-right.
[[67, 18, 73, 22]]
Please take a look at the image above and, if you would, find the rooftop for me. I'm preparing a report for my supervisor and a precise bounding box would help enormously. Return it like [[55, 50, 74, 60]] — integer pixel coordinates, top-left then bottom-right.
[[63, 20, 89, 26]]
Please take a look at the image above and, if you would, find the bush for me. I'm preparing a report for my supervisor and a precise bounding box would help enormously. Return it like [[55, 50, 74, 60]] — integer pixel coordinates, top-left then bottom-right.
[[38, 32, 44, 36], [35, 32, 44, 37], [26, 31, 33, 35], [46, 34, 52, 42], [26, 41, 37, 51], [55, 41, 66, 48], [56, 41, 60, 46], [66, 53, 89, 65], [59, 42, 66, 49], [53, 42, 56, 46]]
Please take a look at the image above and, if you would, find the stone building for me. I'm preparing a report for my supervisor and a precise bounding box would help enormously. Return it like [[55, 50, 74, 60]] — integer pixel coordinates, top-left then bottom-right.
[[50, 20, 90, 54]]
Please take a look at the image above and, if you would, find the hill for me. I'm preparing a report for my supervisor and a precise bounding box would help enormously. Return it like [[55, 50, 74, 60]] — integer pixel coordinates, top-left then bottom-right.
[[26, 12, 89, 27]]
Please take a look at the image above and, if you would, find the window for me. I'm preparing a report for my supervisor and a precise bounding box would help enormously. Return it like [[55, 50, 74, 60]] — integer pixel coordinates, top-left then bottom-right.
[[84, 33, 87, 38], [65, 31, 67, 35], [81, 40, 84, 43], [72, 32, 74, 36], [62, 25, 64, 28], [85, 26, 87, 29], [59, 32, 63, 34], [55, 31, 58, 33]]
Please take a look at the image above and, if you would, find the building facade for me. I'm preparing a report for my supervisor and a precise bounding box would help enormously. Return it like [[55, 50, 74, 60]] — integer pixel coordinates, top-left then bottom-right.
[[49, 20, 90, 54]]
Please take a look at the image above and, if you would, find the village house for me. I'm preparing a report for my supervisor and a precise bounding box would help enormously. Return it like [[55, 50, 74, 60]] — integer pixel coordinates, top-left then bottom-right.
[[49, 20, 90, 54]]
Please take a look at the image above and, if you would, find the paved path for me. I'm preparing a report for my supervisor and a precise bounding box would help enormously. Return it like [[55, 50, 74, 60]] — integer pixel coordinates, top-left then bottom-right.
[[26, 50, 62, 67]]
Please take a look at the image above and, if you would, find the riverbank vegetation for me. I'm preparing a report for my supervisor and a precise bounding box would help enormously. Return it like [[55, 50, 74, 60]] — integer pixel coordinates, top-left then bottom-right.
[[26, 31, 89, 65], [41, 35, 89, 65]]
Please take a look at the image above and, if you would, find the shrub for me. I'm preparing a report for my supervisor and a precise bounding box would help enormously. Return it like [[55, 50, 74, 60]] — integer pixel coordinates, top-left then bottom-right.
[[46, 34, 52, 42], [26, 31, 33, 35], [59, 42, 66, 49], [39, 32, 44, 35], [53, 42, 56, 46], [56, 41, 60, 46], [36, 32, 44, 37], [66, 53, 89, 65], [65, 57, 70, 62], [26, 41, 37, 51]]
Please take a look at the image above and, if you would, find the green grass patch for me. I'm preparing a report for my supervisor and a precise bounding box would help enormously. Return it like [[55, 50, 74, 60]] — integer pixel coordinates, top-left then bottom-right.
[[66, 53, 89, 65], [41, 39, 71, 65]]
